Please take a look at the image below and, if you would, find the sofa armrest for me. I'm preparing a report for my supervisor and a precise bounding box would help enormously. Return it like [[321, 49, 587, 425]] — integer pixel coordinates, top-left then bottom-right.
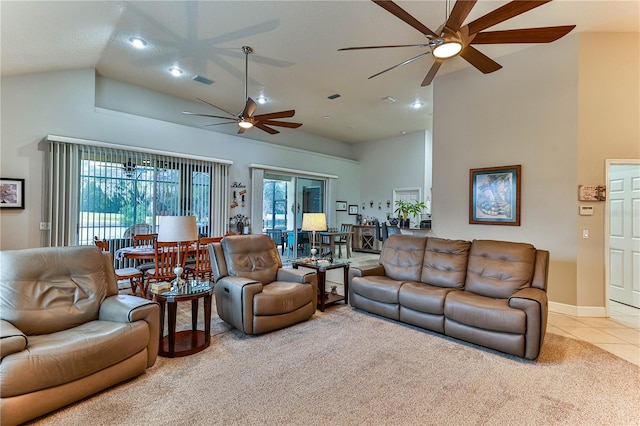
[[277, 268, 315, 284], [215, 276, 263, 334], [0, 320, 28, 358], [349, 264, 385, 286], [99, 295, 160, 367], [509, 288, 548, 360]]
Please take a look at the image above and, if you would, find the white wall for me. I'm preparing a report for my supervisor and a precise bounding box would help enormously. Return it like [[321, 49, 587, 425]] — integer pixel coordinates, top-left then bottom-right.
[[0, 69, 361, 250], [354, 131, 431, 223], [432, 32, 639, 312]]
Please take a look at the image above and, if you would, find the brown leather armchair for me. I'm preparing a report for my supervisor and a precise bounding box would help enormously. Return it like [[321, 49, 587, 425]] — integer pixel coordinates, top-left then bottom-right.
[[0, 246, 160, 426], [209, 234, 317, 335]]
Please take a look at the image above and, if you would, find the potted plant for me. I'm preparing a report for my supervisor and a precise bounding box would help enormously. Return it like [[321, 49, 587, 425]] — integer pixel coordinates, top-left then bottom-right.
[[394, 200, 426, 228]]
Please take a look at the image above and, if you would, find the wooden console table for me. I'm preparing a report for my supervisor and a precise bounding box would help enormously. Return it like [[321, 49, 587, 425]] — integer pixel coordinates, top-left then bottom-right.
[[352, 225, 382, 254]]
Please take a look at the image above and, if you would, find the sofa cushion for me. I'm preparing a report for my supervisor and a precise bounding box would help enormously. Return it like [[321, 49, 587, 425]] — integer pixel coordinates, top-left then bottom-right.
[[351, 276, 403, 304], [464, 240, 536, 299], [0, 246, 108, 335], [399, 282, 458, 315], [421, 238, 471, 289], [253, 281, 314, 316], [0, 320, 149, 398], [444, 291, 526, 334], [222, 235, 281, 284], [379, 235, 427, 282]]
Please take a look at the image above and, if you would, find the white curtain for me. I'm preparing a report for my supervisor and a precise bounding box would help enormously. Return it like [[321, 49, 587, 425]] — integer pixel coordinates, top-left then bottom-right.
[[43, 142, 80, 247]]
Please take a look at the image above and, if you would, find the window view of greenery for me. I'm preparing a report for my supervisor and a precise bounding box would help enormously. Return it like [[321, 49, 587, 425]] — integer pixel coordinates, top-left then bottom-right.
[[263, 179, 289, 231], [79, 156, 211, 244]]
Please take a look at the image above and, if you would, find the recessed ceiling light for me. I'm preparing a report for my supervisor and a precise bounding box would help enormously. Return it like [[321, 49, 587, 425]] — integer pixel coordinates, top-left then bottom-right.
[[169, 67, 184, 77], [401, 131, 407, 135], [382, 96, 397, 104], [256, 96, 268, 104], [323, 115, 332, 119], [129, 37, 147, 49], [411, 101, 424, 109]]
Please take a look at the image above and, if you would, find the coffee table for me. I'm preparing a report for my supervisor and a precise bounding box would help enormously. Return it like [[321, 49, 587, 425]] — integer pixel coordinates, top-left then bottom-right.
[[292, 259, 349, 312], [151, 282, 213, 358]]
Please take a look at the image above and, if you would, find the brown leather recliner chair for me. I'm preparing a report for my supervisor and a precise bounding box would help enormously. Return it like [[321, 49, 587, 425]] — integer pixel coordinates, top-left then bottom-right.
[[209, 234, 317, 335], [0, 246, 160, 426]]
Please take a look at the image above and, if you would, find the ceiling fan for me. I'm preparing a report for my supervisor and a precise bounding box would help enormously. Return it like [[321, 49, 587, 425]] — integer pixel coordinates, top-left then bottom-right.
[[339, 0, 576, 86], [183, 46, 302, 135]]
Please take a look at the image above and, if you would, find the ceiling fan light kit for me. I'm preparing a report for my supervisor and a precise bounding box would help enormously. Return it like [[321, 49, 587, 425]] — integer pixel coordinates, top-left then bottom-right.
[[182, 46, 302, 135], [341, 0, 576, 86]]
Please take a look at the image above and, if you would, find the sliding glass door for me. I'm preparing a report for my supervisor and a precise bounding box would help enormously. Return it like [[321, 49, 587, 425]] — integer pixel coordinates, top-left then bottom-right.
[[263, 173, 325, 259]]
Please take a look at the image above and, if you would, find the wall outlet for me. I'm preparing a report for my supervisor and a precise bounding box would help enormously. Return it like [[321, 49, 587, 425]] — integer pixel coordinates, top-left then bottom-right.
[[582, 229, 589, 239], [39, 222, 51, 231]]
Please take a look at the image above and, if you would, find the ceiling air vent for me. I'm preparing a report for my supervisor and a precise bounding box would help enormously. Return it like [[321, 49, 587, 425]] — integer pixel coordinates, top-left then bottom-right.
[[327, 93, 341, 100], [191, 75, 214, 85]]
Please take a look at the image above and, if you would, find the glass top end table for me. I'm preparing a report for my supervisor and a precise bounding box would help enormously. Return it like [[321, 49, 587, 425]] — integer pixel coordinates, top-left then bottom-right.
[[292, 259, 350, 312], [150, 280, 213, 357]]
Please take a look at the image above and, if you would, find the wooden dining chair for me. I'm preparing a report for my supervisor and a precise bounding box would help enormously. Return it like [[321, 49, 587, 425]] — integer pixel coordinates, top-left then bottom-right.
[[145, 241, 191, 293], [185, 236, 222, 282], [94, 236, 144, 296], [131, 233, 157, 273], [334, 223, 353, 258]]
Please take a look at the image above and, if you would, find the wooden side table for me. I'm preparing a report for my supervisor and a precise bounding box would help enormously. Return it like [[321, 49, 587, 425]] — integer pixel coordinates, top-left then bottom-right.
[[293, 260, 349, 312], [152, 283, 212, 357]]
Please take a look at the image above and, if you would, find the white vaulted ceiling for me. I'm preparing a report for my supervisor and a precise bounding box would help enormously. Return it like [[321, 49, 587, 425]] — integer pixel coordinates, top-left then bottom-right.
[[2, 1, 638, 145]]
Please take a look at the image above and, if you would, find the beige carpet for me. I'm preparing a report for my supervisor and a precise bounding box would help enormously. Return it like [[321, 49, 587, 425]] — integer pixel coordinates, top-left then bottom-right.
[[31, 305, 640, 426]]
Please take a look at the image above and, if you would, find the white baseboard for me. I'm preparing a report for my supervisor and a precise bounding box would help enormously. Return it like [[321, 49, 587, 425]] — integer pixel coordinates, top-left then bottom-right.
[[549, 302, 607, 317]]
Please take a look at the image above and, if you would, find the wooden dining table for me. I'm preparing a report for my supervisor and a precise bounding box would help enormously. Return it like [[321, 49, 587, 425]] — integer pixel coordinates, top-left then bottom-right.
[[114, 245, 197, 261], [318, 231, 352, 259]]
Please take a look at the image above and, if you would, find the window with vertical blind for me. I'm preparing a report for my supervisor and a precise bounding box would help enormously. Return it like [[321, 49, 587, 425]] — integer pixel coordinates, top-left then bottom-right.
[[44, 136, 230, 248]]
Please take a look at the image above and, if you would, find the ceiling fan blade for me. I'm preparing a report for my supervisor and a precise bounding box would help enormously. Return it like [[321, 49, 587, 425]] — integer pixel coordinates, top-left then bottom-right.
[[471, 26, 576, 44], [445, 0, 477, 32], [241, 97, 258, 119], [204, 121, 238, 127], [372, 0, 437, 37], [183, 112, 238, 121], [460, 46, 502, 74], [421, 59, 443, 86], [466, 1, 551, 35], [254, 122, 280, 135], [253, 109, 296, 120], [260, 120, 303, 129], [196, 98, 236, 117], [369, 52, 431, 79], [339, 43, 430, 51]]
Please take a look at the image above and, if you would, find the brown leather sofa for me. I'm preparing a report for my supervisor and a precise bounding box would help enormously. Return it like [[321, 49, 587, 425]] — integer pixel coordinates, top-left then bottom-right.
[[0, 246, 160, 426], [209, 234, 318, 335], [349, 235, 549, 360]]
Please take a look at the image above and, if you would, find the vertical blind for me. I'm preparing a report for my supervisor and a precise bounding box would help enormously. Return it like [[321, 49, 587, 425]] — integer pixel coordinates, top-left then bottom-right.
[[43, 138, 229, 250]]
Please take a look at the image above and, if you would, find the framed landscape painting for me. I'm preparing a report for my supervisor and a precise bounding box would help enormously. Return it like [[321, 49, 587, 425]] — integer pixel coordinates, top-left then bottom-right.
[[0, 178, 25, 209], [336, 201, 347, 211], [469, 165, 521, 226]]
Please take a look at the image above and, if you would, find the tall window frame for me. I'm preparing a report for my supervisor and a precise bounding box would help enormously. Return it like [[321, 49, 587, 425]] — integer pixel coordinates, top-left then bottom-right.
[[43, 135, 231, 248]]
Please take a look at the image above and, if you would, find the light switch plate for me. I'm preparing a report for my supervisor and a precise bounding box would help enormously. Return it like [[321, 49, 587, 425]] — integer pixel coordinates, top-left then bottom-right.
[[579, 205, 594, 216]]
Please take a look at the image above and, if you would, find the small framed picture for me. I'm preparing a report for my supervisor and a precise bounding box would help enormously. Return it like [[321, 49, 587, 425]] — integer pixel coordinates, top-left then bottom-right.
[[469, 165, 521, 226], [0, 178, 25, 209], [336, 201, 347, 211], [348, 204, 358, 215]]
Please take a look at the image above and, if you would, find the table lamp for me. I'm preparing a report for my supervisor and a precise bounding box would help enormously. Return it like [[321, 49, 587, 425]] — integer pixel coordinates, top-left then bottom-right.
[[157, 215, 198, 291], [301, 212, 326, 262]]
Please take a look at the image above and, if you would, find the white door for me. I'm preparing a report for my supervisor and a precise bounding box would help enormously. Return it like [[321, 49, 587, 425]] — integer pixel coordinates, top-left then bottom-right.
[[609, 163, 640, 308]]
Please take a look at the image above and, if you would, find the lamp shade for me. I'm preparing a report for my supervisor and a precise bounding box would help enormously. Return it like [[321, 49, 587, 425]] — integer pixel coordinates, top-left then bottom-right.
[[301, 213, 327, 232], [157, 216, 198, 242]]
